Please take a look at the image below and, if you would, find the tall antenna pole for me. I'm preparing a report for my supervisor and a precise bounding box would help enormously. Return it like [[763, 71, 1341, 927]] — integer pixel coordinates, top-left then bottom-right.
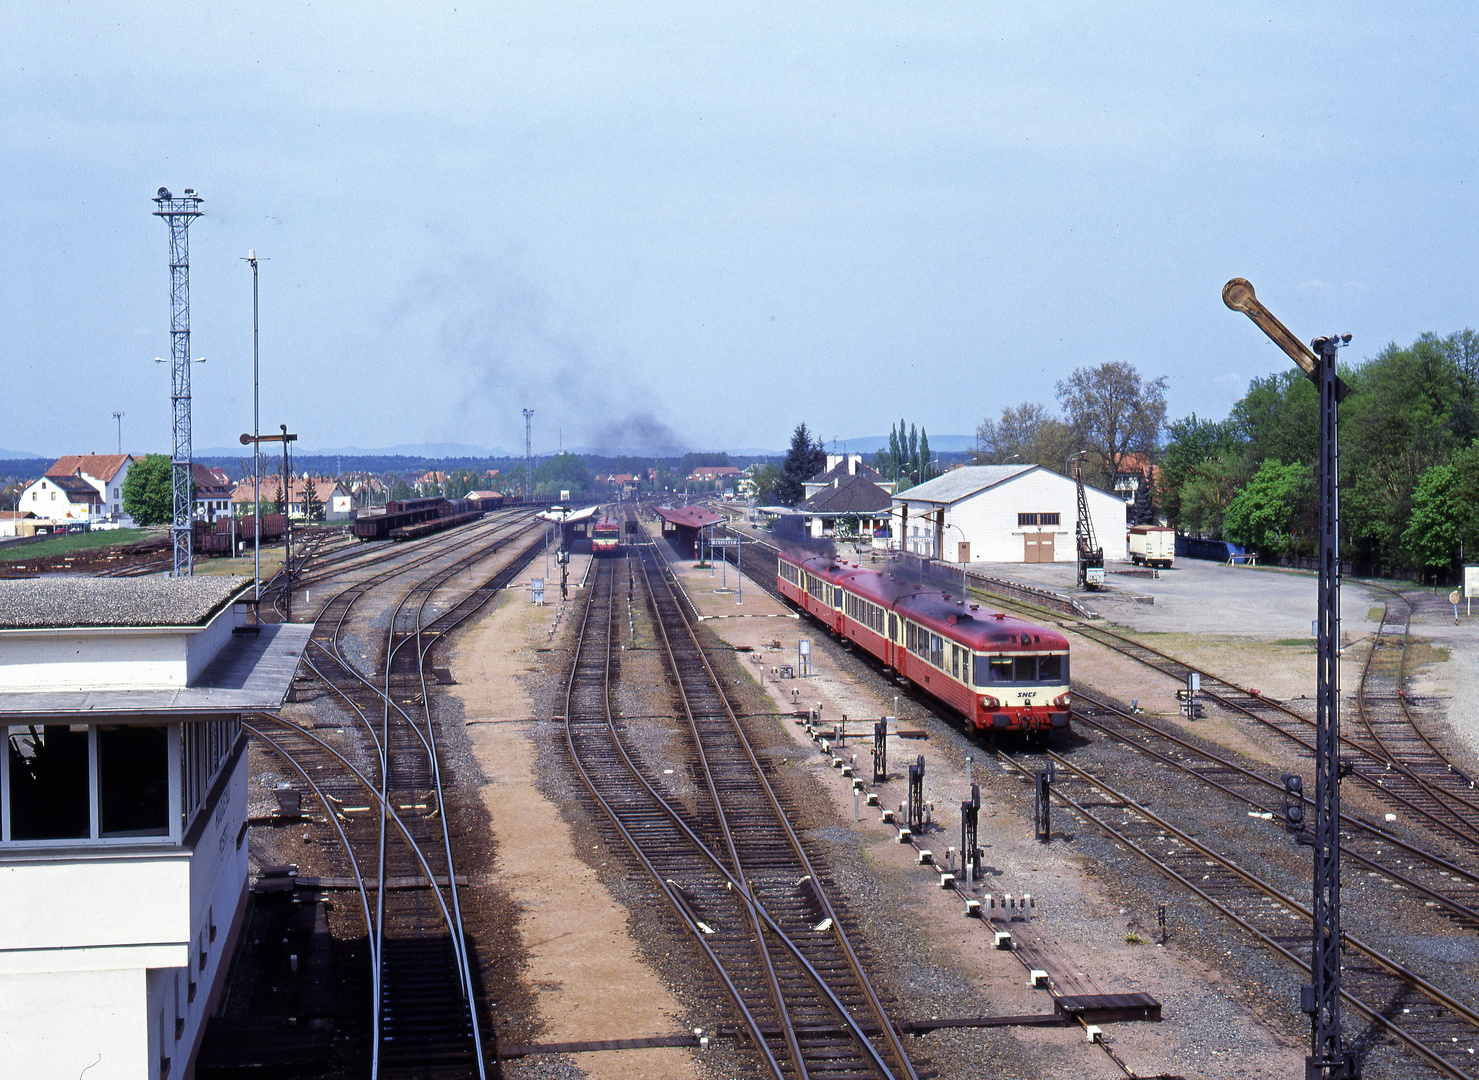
[[243, 250, 261, 603], [153, 187, 204, 577], [523, 408, 535, 501], [112, 412, 124, 456]]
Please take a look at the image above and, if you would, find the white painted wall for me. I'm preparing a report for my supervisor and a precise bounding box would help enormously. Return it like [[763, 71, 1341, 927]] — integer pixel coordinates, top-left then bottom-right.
[[0, 967, 150, 1080], [0, 602, 236, 691], [893, 468, 1129, 564]]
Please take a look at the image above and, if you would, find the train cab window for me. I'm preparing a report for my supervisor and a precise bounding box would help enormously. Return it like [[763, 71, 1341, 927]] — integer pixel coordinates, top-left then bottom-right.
[[7, 725, 89, 841], [98, 726, 170, 838], [1014, 657, 1037, 681], [979, 657, 1015, 685], [1039, 654, 1064, 681]]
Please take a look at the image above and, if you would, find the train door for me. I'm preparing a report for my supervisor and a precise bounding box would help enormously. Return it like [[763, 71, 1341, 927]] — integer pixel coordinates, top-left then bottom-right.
[[887, 612, 898, 670]]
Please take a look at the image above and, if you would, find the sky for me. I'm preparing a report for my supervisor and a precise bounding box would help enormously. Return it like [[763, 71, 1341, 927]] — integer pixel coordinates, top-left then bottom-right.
[[3, 3, 1475, 458]]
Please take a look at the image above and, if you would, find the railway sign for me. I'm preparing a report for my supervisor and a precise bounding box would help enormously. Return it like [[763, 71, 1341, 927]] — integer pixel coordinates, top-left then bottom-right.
[[530, 578, 544, 605], [1464, 565, 1479, 615]]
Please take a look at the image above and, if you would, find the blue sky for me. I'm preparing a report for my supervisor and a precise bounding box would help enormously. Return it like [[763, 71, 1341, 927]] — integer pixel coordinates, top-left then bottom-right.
[[3, 3, 1475, 456]]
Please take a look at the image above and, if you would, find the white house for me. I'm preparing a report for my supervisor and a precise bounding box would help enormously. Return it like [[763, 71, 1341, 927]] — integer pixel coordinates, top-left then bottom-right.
[[20, 474, 104, 521], [0, 577, 310, 1080], [891, 464, 1129, 565], [44, 455, 136, 521]]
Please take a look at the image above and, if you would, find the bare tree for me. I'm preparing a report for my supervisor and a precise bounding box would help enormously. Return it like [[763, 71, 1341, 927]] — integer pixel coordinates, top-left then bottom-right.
[[1056, 362, 1168, 480], [974, 402, 1078, 470]]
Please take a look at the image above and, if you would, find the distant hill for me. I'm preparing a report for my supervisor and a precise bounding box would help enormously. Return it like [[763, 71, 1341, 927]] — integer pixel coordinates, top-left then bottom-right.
[[196, 441, 509, 459], [0, 448, 44, 459]]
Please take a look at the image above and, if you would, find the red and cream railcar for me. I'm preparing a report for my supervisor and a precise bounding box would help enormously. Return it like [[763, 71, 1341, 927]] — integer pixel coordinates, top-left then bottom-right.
[[592, 516, 621, 556], [777, 551, 1071, 736]]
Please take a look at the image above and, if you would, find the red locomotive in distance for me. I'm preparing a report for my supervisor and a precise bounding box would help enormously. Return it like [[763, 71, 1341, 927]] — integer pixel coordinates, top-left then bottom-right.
[[777, 550, 1071, 737], [591, 516, 621, 556]]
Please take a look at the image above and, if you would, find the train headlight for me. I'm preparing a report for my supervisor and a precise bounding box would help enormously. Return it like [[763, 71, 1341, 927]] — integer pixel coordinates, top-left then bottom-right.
[[978, 695, 998, 709], [1053, 693, 1071, 707]]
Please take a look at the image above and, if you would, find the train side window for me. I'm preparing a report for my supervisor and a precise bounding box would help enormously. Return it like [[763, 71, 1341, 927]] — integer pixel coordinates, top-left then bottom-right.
[[950, 645, 960, 679], [930, 635, 943, 669], [1039, 654, 1063, 681], [888, 613, 897, 642]]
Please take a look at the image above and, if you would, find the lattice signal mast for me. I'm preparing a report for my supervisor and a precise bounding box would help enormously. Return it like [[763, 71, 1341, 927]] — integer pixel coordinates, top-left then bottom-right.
[[153, 187, 204, 576]]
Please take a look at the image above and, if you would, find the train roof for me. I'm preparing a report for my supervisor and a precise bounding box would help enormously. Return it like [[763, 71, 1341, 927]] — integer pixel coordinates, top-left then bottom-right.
[[783, 551, 1067, 652]]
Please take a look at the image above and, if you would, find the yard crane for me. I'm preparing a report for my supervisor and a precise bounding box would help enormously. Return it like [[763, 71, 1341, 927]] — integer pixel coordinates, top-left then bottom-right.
[[1072, 455, 1104, 591]]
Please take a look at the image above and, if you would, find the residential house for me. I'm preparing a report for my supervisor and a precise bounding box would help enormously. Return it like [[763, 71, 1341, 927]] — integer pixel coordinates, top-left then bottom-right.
[[19, 474, 103, 521], [231, 477, 352, 521], [794, 471, 894, 545], [192, 464, 235, 521], [44, 454, 135, 520], [803, 454, 897, 500]]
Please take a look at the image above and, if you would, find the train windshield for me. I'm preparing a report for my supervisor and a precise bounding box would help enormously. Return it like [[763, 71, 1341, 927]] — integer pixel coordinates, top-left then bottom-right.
[[975, 653, 1067, 686]]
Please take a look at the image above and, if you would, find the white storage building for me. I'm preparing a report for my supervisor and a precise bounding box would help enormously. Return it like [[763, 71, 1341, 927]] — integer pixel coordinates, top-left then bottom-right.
[[891, 464, 1129, 565]]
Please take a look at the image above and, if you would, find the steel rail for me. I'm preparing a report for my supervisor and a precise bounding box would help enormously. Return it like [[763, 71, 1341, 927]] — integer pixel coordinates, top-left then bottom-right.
[[637, 537, 917, 1080], [562, 556, 789, 1079], [1010, 748, 1479, 1079], [1065, 617, 1479, 852], [288, 514, 539, 1076], [571, 549, 909, 1079], [1068, 690, 1479, 927]]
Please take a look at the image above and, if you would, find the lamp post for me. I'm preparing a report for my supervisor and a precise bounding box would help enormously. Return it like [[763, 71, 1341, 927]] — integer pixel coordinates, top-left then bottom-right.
[[241, 250, 262, 602], [943, 522, 969, 603]]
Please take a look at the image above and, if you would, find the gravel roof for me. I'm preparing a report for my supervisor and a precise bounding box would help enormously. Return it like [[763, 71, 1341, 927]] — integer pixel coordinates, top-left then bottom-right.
[[0, 575, 252, 630]]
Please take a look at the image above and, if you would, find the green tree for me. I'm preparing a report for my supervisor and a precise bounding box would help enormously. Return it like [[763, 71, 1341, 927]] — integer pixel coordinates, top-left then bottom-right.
[[749, 462, 784, 503], [1176, 452, 1248, 538], [1222, 459, 1314, 557], [918, 429, 932, 482], [887, 425, 902, 481], [776, 423, 825, 506], [301, 478, 324, 522], [1401, 464, 1466, 573], [121, 454, 173, 526], [1159, 414, 1246, 530], [907, 424, 919, 482]]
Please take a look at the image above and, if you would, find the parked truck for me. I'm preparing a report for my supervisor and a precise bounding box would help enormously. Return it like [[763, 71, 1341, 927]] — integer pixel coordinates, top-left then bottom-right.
[[1128, 525, 1175, 569]]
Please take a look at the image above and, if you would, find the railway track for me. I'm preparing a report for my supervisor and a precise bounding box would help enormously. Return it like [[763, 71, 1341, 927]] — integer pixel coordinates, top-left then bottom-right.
[[248, 511, 544, 1077], [564, 534, 918, 1080], [1010, 738, 1479, 1078], [1065, 609, 1479, 858]]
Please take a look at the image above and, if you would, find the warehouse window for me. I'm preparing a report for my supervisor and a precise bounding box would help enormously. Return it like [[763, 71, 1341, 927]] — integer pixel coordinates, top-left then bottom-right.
[[1018, 512, 1061, 527]]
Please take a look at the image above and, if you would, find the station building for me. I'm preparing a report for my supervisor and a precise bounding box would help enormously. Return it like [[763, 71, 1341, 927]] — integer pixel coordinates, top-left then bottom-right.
[[0, 577, 310, 1080], [653, 505, 724, 559], [892, 465, 1129, 565]]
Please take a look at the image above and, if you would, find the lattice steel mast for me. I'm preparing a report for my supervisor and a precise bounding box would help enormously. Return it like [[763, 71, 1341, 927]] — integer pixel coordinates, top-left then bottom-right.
[[153, 187, 205, 576]]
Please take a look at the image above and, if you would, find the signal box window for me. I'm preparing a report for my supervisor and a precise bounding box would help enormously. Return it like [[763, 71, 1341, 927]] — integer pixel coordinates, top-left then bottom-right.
[[99, 726, 170, 837], [8, 726, 90, 841]]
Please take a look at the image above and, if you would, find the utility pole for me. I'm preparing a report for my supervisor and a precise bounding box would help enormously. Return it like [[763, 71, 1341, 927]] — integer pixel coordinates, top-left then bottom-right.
[[523, 408, 535, 502], [152, 187, 205, 576], [112, 412, 124, 456], [1224, 278, 1353, 1079], [242, 250, 262, 603]]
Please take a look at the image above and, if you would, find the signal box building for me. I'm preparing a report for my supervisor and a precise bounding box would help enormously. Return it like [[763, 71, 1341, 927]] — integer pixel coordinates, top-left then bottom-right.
[[891, 465, 1128, 565], [0, 577, 310, 1080]]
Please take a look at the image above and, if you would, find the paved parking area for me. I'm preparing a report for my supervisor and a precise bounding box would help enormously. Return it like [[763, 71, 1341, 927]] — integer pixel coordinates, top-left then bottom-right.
[[971, 558, 1384, 639]]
